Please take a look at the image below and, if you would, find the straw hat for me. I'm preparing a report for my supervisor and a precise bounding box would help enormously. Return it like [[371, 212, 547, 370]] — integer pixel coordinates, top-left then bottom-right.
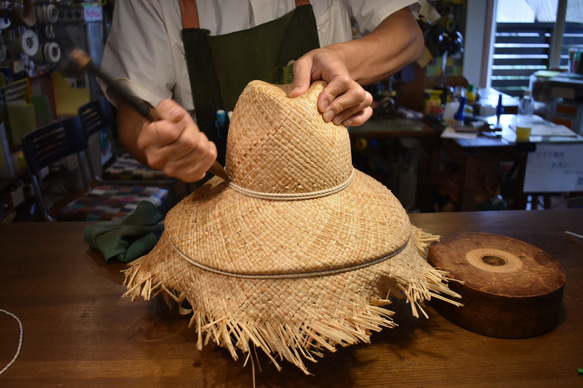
[[124, 80, 459, 374]]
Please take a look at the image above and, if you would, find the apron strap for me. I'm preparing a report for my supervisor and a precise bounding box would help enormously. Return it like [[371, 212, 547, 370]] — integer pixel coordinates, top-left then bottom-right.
[[179, 0, 200, 29], [180, 0, 310, 29]]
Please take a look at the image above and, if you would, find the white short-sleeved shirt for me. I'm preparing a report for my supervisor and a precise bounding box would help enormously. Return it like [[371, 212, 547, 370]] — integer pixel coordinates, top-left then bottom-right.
[[101, 0, 419, 111]]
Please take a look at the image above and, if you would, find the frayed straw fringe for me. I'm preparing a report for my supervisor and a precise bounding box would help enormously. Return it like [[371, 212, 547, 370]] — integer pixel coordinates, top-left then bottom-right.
[[122, 227, 461, 374]]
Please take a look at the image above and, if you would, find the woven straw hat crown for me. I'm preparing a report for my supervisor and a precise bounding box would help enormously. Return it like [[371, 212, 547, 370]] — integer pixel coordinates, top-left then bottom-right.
[[226, 81, 353, 195]]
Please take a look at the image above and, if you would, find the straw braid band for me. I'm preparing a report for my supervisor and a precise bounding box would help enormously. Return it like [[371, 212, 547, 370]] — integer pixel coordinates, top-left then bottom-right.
[[228, 169, 355, 201]]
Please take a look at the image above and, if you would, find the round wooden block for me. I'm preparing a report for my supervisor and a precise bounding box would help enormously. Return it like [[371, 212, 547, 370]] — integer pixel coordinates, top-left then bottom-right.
[[428, 232, 566, 339]]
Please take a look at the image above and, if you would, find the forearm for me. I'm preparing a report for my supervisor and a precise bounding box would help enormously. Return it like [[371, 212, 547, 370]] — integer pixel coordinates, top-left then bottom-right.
[[328, 7, 423, 85]]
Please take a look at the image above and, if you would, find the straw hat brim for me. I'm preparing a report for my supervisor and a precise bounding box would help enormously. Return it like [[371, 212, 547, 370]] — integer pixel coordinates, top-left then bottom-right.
[[124, 171, 460, 373]]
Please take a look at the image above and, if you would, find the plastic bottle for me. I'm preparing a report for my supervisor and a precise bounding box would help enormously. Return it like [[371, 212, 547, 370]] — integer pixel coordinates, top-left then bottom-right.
[[516, 90, 534, 141], [466, 84, 476, 103], [453, 96, 467, 127], [215, 109, 229, 140]]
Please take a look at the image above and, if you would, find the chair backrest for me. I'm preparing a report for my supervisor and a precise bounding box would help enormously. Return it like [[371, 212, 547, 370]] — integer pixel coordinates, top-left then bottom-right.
[[78, 97, 118, 173], [78, 97, 117, 139], [22, 116, 87, 176], [21, 116, 90, 221]]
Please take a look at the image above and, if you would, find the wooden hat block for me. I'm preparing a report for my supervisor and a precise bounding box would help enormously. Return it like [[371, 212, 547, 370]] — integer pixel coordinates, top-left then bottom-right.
[[428, 232, 566, 339]]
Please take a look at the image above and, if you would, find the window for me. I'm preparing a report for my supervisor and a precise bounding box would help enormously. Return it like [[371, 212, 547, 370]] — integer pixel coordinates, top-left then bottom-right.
[[490, 0, 583, 98]]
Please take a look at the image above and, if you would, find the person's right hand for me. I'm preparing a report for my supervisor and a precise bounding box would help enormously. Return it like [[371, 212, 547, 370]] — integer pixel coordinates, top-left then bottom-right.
[[136, 99, 218, 183]]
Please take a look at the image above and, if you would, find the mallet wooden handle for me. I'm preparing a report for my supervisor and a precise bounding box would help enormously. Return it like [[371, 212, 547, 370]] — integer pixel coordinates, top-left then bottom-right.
[[69, 48, 229, 182]]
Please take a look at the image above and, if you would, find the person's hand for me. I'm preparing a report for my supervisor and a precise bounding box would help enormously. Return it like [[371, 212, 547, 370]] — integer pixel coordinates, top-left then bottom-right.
[[289, 47, 373, 126], [136, 99, 217, 183]]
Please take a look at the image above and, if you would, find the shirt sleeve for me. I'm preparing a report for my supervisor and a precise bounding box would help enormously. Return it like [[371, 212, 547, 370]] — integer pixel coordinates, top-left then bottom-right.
[[99, 0, 178, 109], [349, 0, 420, 35]]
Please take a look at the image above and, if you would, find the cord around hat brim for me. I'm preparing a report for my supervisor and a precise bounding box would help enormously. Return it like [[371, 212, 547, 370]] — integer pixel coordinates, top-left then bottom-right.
[[165, 222, 410, 279]]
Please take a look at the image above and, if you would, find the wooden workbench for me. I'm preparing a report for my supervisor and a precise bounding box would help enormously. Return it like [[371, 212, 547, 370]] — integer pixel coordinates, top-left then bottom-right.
[[439, 115, 583, 211], [1, 209, 582, 387]]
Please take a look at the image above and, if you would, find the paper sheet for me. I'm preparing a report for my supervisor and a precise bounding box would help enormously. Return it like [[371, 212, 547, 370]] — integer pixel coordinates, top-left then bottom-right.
[[440, 126, 478, 140], [524, 143, 583, 192], [530, 123, 577, 137]]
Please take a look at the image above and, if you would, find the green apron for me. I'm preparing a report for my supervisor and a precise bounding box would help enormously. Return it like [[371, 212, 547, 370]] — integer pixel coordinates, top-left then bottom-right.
[[179, 0, 320, 164]]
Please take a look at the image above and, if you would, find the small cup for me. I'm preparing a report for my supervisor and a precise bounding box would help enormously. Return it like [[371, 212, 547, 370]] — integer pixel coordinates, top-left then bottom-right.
[[515, 125, 531, 142]]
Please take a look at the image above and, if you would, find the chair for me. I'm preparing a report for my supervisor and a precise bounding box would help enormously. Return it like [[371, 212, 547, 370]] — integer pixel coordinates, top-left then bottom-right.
[[78, 97, 177, 192], [21, 116, 170, 221], [567, 196, 583, 208]]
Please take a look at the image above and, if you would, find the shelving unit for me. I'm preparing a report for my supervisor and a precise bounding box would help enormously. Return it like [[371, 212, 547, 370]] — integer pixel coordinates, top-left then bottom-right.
[[0, 1, 106, 222]]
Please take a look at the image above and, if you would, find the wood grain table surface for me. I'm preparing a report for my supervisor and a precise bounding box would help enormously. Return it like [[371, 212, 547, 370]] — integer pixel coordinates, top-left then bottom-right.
[[1, 209, 582, 387]]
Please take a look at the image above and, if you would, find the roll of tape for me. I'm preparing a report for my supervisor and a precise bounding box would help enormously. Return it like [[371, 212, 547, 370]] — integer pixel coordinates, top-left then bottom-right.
[[43, 41, 61, 63], [32, 42, 60, 63], [0, 12, 11, 30], [428, 232, 566, 339], [44, 24, 55, 40], [35, 3, 59, 24], [13, 29, 39, 57]]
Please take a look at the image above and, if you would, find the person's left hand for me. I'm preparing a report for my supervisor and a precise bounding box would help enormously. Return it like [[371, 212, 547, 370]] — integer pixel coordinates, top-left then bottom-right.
[[289, 47, 373, 126]]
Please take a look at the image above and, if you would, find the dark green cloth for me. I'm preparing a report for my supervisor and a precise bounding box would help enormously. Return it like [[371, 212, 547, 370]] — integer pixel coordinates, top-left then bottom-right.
[[83, 201, 164, 263]]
